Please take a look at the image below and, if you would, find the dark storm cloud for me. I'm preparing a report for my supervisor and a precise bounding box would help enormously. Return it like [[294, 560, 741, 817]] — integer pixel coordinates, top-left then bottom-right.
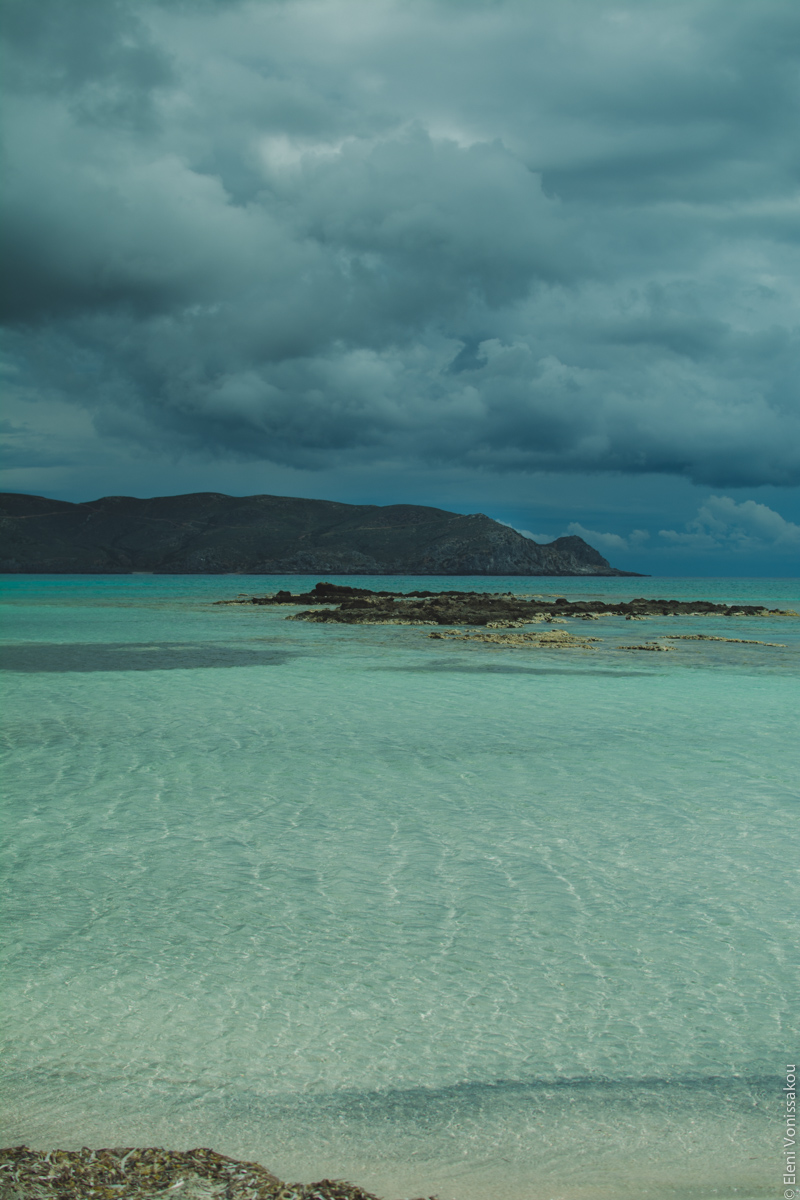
[[2, 0, 800, 488]]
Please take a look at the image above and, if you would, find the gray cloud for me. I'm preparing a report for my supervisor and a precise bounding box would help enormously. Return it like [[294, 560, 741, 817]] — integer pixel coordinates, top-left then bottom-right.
[[660, 495, 800, 552], [2, 0, 800, 494], [554, 496, 800, 563], [566, 524, 651, 554]]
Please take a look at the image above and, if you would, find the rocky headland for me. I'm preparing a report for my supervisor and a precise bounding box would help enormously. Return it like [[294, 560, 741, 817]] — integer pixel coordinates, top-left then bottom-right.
[[0, 492, 642, 575]]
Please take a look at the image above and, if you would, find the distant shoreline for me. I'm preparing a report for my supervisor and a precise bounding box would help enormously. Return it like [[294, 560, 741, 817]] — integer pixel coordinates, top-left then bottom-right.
[[0, 491, 642, 576]]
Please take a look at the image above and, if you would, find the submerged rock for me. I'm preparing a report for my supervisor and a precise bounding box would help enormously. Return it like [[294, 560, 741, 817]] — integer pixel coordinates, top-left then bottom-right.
[[619, 643, 675, 652], [429, 628, 601, 649], [663, 634, 786, 646], [0, 1146, 425, 1200]]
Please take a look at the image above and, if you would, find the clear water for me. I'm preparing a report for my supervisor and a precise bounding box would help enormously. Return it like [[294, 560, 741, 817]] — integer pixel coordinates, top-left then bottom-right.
[[1, 575, 798, 1200]]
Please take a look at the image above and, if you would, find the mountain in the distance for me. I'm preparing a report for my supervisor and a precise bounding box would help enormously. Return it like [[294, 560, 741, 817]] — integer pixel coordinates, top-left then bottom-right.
[[0, 492, 644, 576]]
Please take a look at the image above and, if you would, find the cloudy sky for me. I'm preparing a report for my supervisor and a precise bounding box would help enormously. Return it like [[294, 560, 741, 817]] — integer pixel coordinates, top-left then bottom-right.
[[2, 0, 799, 574]]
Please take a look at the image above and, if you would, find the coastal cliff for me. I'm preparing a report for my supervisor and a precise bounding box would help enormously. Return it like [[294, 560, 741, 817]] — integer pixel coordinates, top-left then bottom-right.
[[0, 491, 643, 575]]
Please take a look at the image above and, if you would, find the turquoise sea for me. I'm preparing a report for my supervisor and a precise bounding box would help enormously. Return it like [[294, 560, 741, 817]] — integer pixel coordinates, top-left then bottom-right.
[[1, 575, 798, 1200]]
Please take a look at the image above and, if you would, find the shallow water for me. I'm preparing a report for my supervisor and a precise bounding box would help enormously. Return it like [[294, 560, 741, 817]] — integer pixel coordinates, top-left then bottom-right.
[[1, 575, 798, 1199]]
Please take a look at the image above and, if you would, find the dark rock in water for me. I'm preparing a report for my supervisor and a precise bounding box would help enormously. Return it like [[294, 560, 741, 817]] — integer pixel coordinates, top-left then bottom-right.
[[222, 583, 795, 625], [0, 492, 643, 576]]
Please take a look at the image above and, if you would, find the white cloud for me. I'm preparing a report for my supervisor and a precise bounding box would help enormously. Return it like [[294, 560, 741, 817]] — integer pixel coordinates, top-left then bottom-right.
[[496, 520, 558, 543], [515, 528, 559, 544], [567, 522, 650, 551], [659, 495, 800, 552]]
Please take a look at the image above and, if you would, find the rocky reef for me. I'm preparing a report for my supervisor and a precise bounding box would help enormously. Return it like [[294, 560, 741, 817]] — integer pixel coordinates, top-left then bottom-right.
[[429, 627, 604, 650], [0, 1145, 424, 1200], [216, 583, 795, 654], [223, 581, 795, 625]]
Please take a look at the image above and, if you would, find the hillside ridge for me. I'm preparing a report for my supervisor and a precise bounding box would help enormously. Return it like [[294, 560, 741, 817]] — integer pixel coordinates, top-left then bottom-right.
[[0, 492, 644, 576]]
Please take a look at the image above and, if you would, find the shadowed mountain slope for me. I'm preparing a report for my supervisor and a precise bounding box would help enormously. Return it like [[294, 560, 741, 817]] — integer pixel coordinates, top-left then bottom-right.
[[0, 492, 642, 575]]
